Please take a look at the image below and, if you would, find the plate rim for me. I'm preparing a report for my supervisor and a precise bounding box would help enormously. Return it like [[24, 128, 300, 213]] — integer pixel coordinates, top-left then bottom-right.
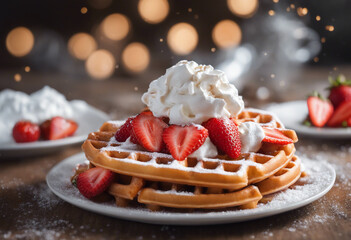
[[46, 152, 336, 225]]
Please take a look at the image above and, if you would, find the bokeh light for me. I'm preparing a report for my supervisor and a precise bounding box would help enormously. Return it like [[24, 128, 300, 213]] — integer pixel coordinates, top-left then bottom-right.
[[167, 22, 198, 55], [297, 7, 308, 16], [101, 13, 130, 41], [326, 25, 335, 32], [85, 49, 115, 80], [14, 73, 22, 82], [6, 27, 35, 57], [81, 7, 88, 14], [68, 33, 97, 60], [138, 0, 169, 24], [212, 20, 242, 49], [227, 0, 258, 18], [122, 42, 150, 73], [24, 66, 31, 72]]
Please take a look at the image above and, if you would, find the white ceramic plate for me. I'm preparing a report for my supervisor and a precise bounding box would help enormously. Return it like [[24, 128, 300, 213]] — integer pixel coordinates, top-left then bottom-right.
[[46, 153, 335, 225], [266, 101, 351, 139], [0, 106, 109, 158]]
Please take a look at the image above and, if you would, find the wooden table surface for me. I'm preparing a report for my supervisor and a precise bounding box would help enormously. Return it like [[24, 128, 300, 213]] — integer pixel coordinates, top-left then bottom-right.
[[0, 66, 350, 240]]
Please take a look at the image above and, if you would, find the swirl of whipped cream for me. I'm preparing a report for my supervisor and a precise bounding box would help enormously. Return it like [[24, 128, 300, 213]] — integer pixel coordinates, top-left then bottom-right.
[[142, 60, 244, 125], [238, 122, 265, 153]]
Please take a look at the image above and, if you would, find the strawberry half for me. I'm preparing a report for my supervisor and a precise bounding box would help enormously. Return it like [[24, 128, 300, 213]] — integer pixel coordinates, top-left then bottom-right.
[[327, 101, 351, 127], [162, 125, 208, 161], [328, 75, 351, 108], [115, 117, 134, 142], [307, 94, 334, 127], [77, 167, 115, 199], [203, 117, 241, 159], [262, 127, 294, 145], [12, 121, 40, 143], [347, 118, 351, 127], [131, 111, 168, 152], [40, 116, 78, 140]]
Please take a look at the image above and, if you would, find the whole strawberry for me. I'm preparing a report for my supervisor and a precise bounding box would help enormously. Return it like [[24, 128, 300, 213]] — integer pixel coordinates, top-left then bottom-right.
[[12, 121, 40, 143], [203, 117, 241, 159], [328, 75, 351, 108]]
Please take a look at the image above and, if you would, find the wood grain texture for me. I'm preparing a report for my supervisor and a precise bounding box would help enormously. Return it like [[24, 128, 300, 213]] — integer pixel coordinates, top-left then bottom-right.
[[0, 68, 351, 239]]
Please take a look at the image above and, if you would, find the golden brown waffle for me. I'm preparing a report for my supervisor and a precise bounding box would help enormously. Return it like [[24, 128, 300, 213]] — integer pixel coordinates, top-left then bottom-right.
[[105, 155, 300, 210], [80, 108, 300, 210], [107, 174, 262, 210], [82, 109, 297, 190], [236, 108, 284, 128], [256, 155, 301, 195]]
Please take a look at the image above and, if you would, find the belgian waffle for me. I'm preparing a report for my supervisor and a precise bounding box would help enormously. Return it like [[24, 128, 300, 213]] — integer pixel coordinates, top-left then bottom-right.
[[80, 108, 300, 210], [105, 156, 300, 210]]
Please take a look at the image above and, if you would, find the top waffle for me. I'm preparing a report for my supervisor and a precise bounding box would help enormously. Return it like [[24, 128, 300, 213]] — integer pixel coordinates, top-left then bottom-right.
[[82, 109, 298, 190]]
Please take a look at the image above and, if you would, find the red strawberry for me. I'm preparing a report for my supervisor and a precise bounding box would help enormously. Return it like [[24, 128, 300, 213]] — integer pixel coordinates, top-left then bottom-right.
[[131, 111, 168, 152], [115, 117, 134, 142], [328, 75, 351, 108], [77, 167, 115, 199], [307, 94, 334, 127], [347, 118, 351, 127], [327, 101, 351, 127], [262, 127, 294, 145], [162, 125, 208, 161], [203, 117, 241, 159], [41, 116, 78, 140], [12, 121, 40, 143]]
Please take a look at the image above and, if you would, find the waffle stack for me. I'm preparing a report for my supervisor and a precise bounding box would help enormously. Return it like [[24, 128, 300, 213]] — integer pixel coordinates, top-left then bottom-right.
[[81, 109, 300, 210]]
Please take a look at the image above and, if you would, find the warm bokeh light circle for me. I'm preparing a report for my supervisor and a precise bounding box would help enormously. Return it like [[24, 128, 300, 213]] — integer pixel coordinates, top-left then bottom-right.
[[85, 49, 115, 80], [101, 13, 130, 41], [68, 33, 97, 60], [212, 20, 242, 49], [227, 0, 258, 18], [6, 27, 35, 57], [138, 0, 169, 24], [167, 22, 198, 55], [122, 42, 150, 73]]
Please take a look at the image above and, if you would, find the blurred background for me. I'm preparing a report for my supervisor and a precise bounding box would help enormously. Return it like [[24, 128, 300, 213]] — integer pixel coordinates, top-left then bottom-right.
[[0, 0, 349, 118]]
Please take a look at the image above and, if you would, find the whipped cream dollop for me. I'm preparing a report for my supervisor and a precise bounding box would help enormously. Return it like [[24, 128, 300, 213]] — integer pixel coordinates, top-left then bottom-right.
[[142, 60, 244, 125], [238, 122, 265, 153], [189, 137, 218, 159], [0, 86, 88, 144]]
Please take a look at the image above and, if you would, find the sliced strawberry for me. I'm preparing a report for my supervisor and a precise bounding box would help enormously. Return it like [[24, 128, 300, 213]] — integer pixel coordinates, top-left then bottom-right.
[[115, 117, 134, 142], [307, 95, 334, 127], [328, 75, 351, 108], [262, 127, 294, 145], [203, 117, 241, 159], [327, 101, 351, 127], [131, 111, 168, 152], [41, 116, 78, 140], [77, 167, 115, 199], [347, 118, 351, 127], [12, 121, 40, 143], [162, 125, 208, 161]]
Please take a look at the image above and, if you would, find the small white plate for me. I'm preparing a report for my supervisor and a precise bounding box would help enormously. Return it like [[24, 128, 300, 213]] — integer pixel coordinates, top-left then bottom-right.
[[46, 153, 335, 225], [0, 105, 109, 158], [266, 101, 351, 139]]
